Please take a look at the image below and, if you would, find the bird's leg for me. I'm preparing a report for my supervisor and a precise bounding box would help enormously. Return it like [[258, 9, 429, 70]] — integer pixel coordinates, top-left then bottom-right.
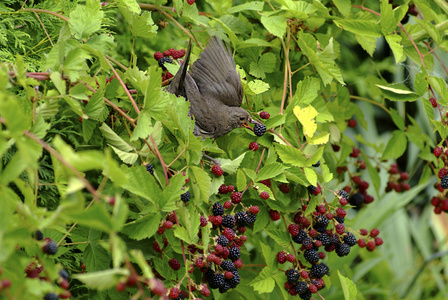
[[202, 152, 221, 166]]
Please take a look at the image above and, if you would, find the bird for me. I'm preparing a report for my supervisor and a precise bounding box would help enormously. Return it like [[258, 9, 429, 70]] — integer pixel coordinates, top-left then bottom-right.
[[165, 36, 261, 139]]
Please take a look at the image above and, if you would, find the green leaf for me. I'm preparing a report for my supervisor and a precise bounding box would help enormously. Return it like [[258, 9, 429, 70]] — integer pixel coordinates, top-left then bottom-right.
[[428, 76, 448, 106], [249, 266, 276, 293], [69, 0, 103, 39], [363, 149, 381, 196], [334, 19, 382, 37], [380, 1, 397, 34], [256, 163, 288, 182], [73, 269, 128, 291], [227, 1, 264, 13], [84, 232, 111, 272], [303, 167, 317, 185], [236, 169, 247, 192], [245, 80, 270, 95], [85, 88, 107, 121], [355, 34, 377, 56], [160, 174, 185, 212], [338, 270, 358, 300], [376, 85, 419, 101], [415, 19, 441, 45], [218, 152, 246, 174], [266, 229, 291, 248], [100, 123, 135, 152], [253, 208, 269, 233], [385, 35, 404, 63], [190, 166, 212, 203], [275, 144, 307, 167], [414, 72, 428, 97], [389, 108, 405, 130], [321, 161, 333, 183], [70, 203, 114, 233], [293, 77, 321, 105], [121, 166, 161, 205], [173, 226, 192, 244], [122, 213, 161, 240], [110, 146, 139, 164], [381, 130, 407, 160], [332, 0, 351, 16], [264, 114, 286, 130]]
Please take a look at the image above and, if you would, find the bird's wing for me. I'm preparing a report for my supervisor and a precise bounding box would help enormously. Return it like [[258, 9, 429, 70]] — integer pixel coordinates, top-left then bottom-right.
[[188, 37, 244, 107], [164, 40, 192, 97]]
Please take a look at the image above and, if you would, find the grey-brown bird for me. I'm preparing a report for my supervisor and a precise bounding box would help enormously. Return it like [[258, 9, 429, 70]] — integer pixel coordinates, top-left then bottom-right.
[[165, 37, 260, 139]]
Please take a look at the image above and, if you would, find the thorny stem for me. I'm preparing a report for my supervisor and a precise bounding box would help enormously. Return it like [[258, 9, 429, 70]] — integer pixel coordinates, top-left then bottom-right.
[[423, 41, 448, 77], [158, 9, 203, 50], [349, 95, 391, 115], [280, 37, 290, 115]]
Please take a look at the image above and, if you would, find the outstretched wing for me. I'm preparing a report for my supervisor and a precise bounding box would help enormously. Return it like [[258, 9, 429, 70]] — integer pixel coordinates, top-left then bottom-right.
[[164, 40, 192, 97], [188, 37, 243, 107]]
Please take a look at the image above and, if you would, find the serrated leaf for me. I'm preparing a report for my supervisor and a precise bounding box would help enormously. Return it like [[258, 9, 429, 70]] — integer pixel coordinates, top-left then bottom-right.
[[110, 146, 138, 164], [73, 269, 128, 290], [122, 213, 160, 240], [428, 76, 448, 106], [70, 203, 114, 233], [69, 1, 103, 39], [275, 144, 307, 167], [308, 132, 330, 145], [380, 1, 396, 34], [121, 166, 161, 204], [389, 108, 405, 130], [160, 174, 185, 212], [236, 169, 247, 192], [376, 85, 419, 101], [256, 163, 288, 182], [355, 34, 377, 56], [246, 80, 270, 95], [334, 19, 382, 37], [303, 167, 317, 185], [100, 123, 135, 152], [338, 270, 358, 300], [385, 35, 404, 63], [293, 77, 321, 105], [266, 229, 291, 248], [190, 166, 212, 203], [332, 0, 351, 16], [293, 105, 317, 137], [264, 114, 286, 129], [174, 226, 192, 244], [253, 208, 269, 233], [227, 1, 264, 13], [249, 266, 276, 293], [381, 130, 407, 160], [321, 161, 333, 183], [218, 153, 246, 174]]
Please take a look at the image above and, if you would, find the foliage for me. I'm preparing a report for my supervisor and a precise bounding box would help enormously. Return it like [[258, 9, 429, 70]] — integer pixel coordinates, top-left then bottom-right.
[[1, 0, 448, 300]]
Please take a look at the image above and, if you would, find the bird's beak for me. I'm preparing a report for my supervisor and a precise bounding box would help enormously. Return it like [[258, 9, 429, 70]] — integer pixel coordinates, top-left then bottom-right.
[[242, 123, 252, 130], [249, 117, 262, 125]]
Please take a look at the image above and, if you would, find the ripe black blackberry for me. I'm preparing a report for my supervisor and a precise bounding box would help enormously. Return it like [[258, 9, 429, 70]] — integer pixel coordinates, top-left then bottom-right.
[[343, 233, 357, 247], [304, 249, 319, 263], [286, 268, 299, 284], [295, 281, 308, 294], [310, 263, 329, 278], [335, 243, 351, 257], [234, 211, 249, 226], [299, 289, 312, 300], [212, 202, 225, 216], [209, 273, 225, 289], [220, 260, 236, 271], [246, 213, 256, 224], [441, 175, 448, 189], [219, 281, 231, 293], [307, 185, 316, 193], [228, 270, 240, 288], [349, 192, 364, 209], [59, 269, 70, 280], [315, 215, 329, 227], [146, 163, 154, 175], [334, 216, 345, 223], [158, 56, 172, 70], [35, 230, 43, 241], [228, 247, 241, 260], [338, 190, 350, 200], [316, 233, 331, 246], [44, 293, 58, 300], [221, 215, 235, 228], [292, 229, 308, 244], [254, 124, 266, 136], [217, 235, 229, 247], [180, 191, 190, 202], [43, 241, 58, 255]]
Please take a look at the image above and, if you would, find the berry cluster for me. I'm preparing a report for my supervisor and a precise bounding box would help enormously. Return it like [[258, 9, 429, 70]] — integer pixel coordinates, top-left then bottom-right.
[[154, 47, 186, 81], [431, 146, 448, 214], [385, 164, 410, 193]]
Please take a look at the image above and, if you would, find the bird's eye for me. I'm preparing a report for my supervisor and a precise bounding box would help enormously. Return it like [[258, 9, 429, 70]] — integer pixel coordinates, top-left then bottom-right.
[[240, 116, 245, 121]]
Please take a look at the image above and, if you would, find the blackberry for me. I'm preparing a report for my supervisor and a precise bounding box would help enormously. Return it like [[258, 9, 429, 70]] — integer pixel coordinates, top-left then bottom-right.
[[441, 175, 448, 189], [158, 56, 172, 70], [220, 260, 236, 271], [59, 269, 70, 281], [44, 293, 58, 300], [43, 241, 58, 255], [228, 247, 241, 260], [209, 273, 225, 289], [316, 233, 331, 246], [247, 213, 257, 224], [286, 268, 299, 284], [343, 233, 357, 247], [314, 224, 327, 233], [234, 211, 249, 226], [180, 191, 190, 202], [292, 229, 308, 244], [217, 235, 229, 247], [221, 215, 235, 228], [254, 124, 266, 136], [299, 289, 312, 300], [204, 268, 215, 280], [312, 161, 320, 167], [310, 263, 329, 278], [35, 230, 43, 241], [335, 243, 351, 257], [228, 270, 240, 288], [329, 234, 339, 244], [304, 249, 319, 263], [146, 163, 154, 175], [295, 281, 308, 294], [349, 192, 364, 209], [334, 216, 345, 223], [338, 190, 350, 200], [315, 215, 329, 227], [219, 281, 231, 293], [307, 185, 316, 193], [212, 202, 225, 216]]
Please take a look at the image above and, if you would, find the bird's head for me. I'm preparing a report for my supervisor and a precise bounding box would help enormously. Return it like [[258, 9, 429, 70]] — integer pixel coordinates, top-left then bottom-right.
[[227, 107, 261, 131]]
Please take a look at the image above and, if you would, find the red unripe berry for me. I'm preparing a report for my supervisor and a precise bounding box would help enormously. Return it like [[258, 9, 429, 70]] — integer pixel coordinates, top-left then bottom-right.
[[249, 206, 259, 214], [359, 181, 369, 191], [357, 239, 366, 247], [230, 192, 242, 204], [212, 215, 223, 226], [431, 197, 440, 207], [434, 206, 443, 214], [212, 165, 224, 176], [187, 0, 195, 5], [360, 229, 368, 235], [336, 208, 347, 218], [259, 111, 270, 119], [335, 223, 345, 234], [227, 185, 235, 192], [364, 194, 374, 203], [350, 148, 360, 158], [224, 271, 233, 279], [401, 183, 411, 191], [299, 216, 310, 227], [316, 204, 326, 214], [343, 185, 351, 193], [286, 253, 295, 262], [308, 229, 317, 237], [318, 252, 326, 259], [277, 251, 286, 264], [332, 144, 340, 152], [163, 221, 173, 229], [218, 184, 228, 194], [309, 284, 318, 293], [59, 290, 71, 299], [339, 198, 348, 206], [260, 191, 269, 199], [279, 183, 290, 193], [223, 201, 232, 209], [375, 237, 384, 246], [288, 287, 297, 295], [200, 216, 208, 227], [249, 141, 259, 151], [157, 226, 165, 235], [370, 228, 380, 237], [207, 254, 218, 262], [400, 172, 409, 181], [434, 147, 443, 157], [154, 51, 163, 60], [367, 241, 376, 251], [223, 227, 236, 241], [347, 119, 357, 128], [169, 258, 181, 271], [441, 199, 448, 211], [300, 270, 309, 279], [438, 168, 447, 179], [314, 240, 322, 247], [169, 213, 177, 223], [170, 287, 180, 298], [195, 258, 205, 268], [233, 258, 243, 268], [288, 224, 300, 236], [1, 279, 11, 289], [260, 179, 272, 187], [269, 210, 280, 221], [429, 97, 437, 107], [358, 160, 367, 169], [352, 176, 361, 185], [126, 274, 138, 287], [116, 282, 126, 292]]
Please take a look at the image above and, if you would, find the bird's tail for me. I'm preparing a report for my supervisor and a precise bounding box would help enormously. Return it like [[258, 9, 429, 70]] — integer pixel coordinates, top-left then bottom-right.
[[164, 40, 192, 98]]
